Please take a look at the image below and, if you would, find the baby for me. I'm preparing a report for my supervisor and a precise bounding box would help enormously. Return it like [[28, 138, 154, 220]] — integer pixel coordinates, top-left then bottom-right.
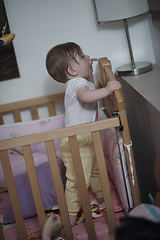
[[46, 42, 121, 226]]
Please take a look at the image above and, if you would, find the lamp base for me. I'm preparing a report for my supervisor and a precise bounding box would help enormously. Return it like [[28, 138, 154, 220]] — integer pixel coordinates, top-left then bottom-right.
[[116, 62, 152, 77]]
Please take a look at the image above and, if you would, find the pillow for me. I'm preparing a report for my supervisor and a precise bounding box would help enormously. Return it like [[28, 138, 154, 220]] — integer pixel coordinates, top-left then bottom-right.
[[3, 159, 63, 224], [0, 114, 65, 189]]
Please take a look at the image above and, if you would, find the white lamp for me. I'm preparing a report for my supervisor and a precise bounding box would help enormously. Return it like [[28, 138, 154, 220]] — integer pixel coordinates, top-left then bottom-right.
[[93, 0, 153, 76]]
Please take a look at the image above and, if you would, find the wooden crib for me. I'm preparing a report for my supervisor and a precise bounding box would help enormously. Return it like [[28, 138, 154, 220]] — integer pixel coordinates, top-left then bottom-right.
[[0, 57, 141, 240]]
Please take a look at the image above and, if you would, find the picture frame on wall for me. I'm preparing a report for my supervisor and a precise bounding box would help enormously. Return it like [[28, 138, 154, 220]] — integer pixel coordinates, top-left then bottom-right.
[[0, 0, 20, 81]]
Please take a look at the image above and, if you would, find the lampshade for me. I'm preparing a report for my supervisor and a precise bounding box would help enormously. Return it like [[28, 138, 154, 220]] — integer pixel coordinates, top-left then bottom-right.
[[94, 0, 149, 22], [93, 0, 152, 76]]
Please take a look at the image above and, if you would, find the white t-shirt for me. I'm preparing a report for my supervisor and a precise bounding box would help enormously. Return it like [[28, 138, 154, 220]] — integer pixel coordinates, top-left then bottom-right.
[[64, 78, 97, 127]]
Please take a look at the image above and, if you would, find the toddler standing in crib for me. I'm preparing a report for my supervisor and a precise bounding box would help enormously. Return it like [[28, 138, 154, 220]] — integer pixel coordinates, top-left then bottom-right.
[[46, 42, 121, 227]]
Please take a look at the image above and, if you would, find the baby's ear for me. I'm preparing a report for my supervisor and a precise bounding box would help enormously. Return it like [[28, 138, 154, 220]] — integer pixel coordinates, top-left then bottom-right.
[[67, 66, 77, 77]]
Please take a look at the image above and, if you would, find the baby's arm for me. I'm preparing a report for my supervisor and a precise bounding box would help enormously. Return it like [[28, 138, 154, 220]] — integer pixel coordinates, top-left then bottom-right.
[[76, 80, 121, 103]]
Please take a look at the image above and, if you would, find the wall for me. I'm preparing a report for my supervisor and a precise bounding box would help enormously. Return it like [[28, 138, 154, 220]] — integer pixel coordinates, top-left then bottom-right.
[[148, 0, 160, 66], [0, 0, 155, 106], [148, 16, 160, 66]]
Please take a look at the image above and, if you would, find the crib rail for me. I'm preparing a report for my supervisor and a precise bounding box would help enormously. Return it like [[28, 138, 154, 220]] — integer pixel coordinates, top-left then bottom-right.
[[0, 117, 120, 240], [0, 92, 65, 124], [98, 57, 141, 207]]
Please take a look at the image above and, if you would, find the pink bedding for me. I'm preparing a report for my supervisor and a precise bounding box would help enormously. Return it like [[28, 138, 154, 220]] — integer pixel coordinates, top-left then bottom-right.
[[0, 173, 125, 240]]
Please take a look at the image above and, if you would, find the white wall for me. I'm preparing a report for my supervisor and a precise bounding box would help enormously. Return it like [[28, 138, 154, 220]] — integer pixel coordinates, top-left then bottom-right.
[[148, 15, 160, 66], [0, 0, 155, 105]]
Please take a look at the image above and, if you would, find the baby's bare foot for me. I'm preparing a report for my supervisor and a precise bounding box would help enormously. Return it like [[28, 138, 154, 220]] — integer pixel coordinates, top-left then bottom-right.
[[69, 214, 77, 227]]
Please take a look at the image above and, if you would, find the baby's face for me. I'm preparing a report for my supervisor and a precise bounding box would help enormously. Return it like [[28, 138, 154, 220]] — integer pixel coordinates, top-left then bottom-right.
[[74, 53, 93, 80]]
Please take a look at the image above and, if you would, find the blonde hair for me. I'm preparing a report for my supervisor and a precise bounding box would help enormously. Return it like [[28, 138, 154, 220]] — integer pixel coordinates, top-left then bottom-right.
[[46, 42, 83, 83]]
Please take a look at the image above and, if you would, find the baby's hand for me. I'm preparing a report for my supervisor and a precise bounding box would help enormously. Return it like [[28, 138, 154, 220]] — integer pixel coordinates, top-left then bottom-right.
[[106, 80, 121, 95], [42, 213, 62, 240]]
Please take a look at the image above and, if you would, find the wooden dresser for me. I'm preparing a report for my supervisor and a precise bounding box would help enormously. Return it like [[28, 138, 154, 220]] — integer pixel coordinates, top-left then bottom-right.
[[116, 64, 160, 203]]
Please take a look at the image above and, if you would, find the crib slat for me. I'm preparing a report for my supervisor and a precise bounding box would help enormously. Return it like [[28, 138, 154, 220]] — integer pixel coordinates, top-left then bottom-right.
[[13, 109, 22, 122], [69, 136, 97, 240], [45, 140, 74, 240], [48, 102, 56, 116], [0, 112, 4, 125], [0, 150, 28, 240], [92, 131, 117, 234], [30, 105, 39, 120], [22, 145, 46, 231]]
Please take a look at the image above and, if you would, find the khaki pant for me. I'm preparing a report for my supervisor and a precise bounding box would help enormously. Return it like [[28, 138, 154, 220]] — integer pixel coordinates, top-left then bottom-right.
[[60, 133, 103, 215]]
